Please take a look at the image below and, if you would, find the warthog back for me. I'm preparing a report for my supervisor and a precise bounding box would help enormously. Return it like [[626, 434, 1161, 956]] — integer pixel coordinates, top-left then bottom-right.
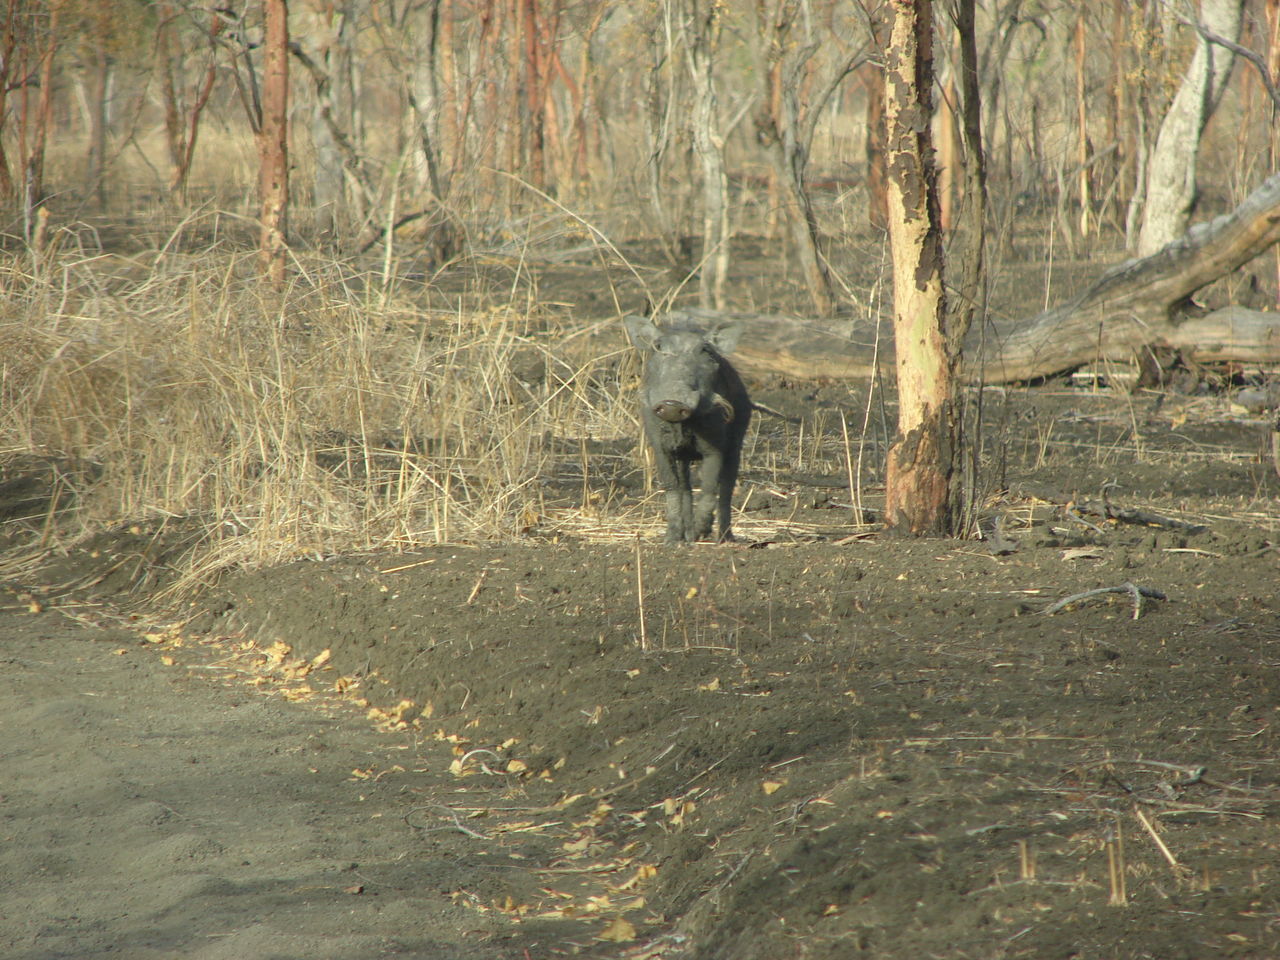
[[624, 315, 752, 543]]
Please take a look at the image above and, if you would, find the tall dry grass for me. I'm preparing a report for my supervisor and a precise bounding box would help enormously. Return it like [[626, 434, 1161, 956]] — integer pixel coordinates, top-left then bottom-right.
[[0, 231, 638, 594]]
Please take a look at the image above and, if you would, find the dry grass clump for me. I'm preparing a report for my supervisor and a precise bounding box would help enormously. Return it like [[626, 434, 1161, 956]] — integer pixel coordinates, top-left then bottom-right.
[[0, 241, 636, 593]]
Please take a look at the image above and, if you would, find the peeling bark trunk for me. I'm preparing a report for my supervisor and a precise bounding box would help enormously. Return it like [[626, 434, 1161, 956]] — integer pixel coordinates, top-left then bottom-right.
[[882, 0, 958, 536]]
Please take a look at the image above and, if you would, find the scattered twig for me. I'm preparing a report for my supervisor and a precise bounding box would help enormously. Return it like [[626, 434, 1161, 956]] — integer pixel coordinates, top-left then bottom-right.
[[1044, 582, 1167, 619], [1105, 819, 1127, 905], [456, 747, 504, 775], [466, 569, 488, 605], [378, 558, 438, 574], [1132, 806, 1182, 873], [1064, 502, 1106, 535], [751, 400, 798, 423], [635, 536, 648, 651], [405, 804, 492, 840]]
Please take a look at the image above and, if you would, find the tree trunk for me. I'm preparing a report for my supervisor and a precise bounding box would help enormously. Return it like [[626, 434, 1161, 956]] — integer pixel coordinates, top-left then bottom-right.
[[258, 0, 290, 289], [158, 7, 226, 198], [405, 0, 456, 262], [863, 6, 890, 231], [1136, 0, 1244, 256], [643, 3, 682, 263], [24, 0, 58, 238], [1073, 10, 1090, 239], [681, 0, 729, 310], [519, 0, 546, 189], [305, 0, 358, 238], [84, 33, 110, 210], [881, 0, 959, 536]]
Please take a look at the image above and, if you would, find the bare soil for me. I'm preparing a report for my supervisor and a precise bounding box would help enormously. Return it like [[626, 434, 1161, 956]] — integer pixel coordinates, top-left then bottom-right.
[[3, 367, 1279, 959]]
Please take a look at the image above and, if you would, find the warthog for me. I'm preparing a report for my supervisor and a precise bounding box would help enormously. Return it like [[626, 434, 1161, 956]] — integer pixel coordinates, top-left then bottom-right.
[[624, 315, 752, 543]]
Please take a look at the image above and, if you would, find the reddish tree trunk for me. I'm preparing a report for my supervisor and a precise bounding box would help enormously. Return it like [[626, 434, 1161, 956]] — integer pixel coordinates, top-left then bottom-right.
[[258, 0, 290, 288], [24, 0, 59, 228], [0, 0, 21, 201]]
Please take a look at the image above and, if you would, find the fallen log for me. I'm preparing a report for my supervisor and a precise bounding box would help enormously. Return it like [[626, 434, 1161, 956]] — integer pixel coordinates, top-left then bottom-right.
[[691, 171, 1280, 384], [971, 170, 1280, 382]]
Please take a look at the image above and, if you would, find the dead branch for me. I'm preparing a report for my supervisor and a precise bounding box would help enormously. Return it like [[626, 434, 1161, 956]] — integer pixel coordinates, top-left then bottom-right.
[[1072, 493, 1208, 533], [1044, 582, 1167, 619]]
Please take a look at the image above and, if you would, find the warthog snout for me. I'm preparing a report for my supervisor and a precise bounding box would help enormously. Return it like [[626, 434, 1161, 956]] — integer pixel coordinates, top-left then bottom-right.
[[653, 400, 693, 422]]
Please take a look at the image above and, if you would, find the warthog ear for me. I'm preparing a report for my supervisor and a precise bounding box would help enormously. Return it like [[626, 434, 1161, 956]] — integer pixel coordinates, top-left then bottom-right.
[[707, 321, 743, 355], [623, 315, 662, 350], [712, 393, 735, 423]]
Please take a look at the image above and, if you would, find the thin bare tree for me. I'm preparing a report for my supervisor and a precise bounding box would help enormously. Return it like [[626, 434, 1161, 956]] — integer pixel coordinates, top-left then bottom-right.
[[753, 0, 864, 316]]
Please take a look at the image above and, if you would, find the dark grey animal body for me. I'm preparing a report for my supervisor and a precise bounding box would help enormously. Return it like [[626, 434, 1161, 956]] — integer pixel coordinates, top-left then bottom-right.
[[624, 315, 752, 543]]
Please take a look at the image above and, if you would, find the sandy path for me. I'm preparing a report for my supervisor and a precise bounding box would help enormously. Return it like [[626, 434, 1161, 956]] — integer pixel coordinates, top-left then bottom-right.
[[0, 612, 520, 960]]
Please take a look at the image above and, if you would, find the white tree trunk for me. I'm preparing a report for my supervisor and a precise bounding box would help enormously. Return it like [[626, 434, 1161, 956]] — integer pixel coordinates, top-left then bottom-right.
[[1136, 0, 1244, 256], [680, 0, 729, 310]]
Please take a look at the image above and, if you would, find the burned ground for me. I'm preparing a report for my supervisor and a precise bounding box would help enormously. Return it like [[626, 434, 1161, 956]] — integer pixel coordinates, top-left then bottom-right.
[[4, 369, 1279, 959]]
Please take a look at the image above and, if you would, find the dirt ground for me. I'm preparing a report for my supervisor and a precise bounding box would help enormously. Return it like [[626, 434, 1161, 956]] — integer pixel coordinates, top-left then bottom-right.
[[3, 365, 1279, 959]]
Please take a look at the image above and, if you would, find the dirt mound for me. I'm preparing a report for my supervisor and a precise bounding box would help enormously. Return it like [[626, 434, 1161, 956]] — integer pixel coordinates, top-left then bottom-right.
[[4, 382, 1280, 959], [188, 518, 1278, 958]]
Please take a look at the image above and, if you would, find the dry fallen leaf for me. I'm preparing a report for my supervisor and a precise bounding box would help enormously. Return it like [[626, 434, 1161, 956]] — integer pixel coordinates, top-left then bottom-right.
[[614, 864, 657, 891], [762, 780, 784, 795], [597, 917, 636, 942], [697, 677, 720, 692]]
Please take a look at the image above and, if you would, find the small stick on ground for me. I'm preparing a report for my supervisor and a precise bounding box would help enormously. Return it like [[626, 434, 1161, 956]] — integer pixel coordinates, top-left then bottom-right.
[[1064, 502, 1106, 534], [466, 569, 488, 605], [1133, 806, 1182, 873], [1044, 582, 1167, 619], [404, 805, 492, 840], [635, 536, 648, 651], [1106, 820, 1127, 906], [379, 558, 438, 574]]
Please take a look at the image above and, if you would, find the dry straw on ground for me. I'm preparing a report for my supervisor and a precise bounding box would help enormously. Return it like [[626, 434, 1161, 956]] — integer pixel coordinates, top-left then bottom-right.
[[1, 241, 639, 595]]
